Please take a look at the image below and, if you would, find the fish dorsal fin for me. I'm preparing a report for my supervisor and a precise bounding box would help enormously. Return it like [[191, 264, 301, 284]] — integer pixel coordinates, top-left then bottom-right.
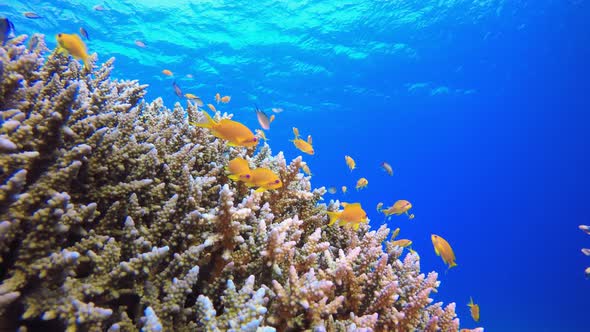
[[341, 202, 348, 207], [307, 135, 312, 145]]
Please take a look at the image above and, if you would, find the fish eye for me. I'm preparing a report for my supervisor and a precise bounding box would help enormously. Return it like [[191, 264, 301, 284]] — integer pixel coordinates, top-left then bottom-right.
[[274, 180, 280, 183], [57, 33, 62, 37]]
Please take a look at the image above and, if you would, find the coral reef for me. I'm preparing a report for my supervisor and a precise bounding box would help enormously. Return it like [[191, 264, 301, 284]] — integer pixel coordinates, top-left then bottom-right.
[[0, 35, 459, 331]]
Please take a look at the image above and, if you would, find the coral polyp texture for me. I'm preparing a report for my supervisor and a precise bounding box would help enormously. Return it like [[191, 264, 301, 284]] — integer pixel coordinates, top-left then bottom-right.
[[0, 35, 459, 331]]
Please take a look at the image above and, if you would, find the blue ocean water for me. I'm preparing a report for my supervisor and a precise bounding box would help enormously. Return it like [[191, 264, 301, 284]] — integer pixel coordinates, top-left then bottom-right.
[[4, 0, 590, 330]]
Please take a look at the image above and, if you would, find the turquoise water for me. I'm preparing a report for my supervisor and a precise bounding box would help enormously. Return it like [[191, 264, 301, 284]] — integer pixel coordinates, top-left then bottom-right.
[[4, 0, 590, 330]]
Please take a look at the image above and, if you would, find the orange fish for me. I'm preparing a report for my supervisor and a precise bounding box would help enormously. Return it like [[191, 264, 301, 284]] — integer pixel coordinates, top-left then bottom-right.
[[381, 162, 393, 176], [468, 297, 480, 322], [162, 69, 173, 76], [245, 168, 282, 192], [221, 95, 231, 103], [189, 110, 258, 148], [342, 186, 347, 194], [215, 93, 221, 104], [327, 202, 368, 230], [381, 200, 412, 217], [207, 103, 217, 112], [269, 114, 275, 123], [301, 164, 312, 176], [391, 239, 413, 247], [291, 127, 314, 155], [56, 33, 91, 70], [355, 178, 368, 190], [345, 155, 356, 171], [431, 234, 457, 270], [225, 157, 252, 182]]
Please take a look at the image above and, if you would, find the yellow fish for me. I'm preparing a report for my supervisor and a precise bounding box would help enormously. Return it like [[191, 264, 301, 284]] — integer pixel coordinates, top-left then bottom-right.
[[189, 110, 258, 148], [431, 234, 457, 270], [207, 103, 217, 112], [391, 239, 412, 247], [226, 157, 252, 182], [245, 168, 283, 192], [162, 69, 173, 76], [345, 155, 356, 171], [468, 297, 480, 322], [391, 227, 400, 240], [381, 161, 393, 176], [56, 33, 91, 70], [221, 95, 231, 103], [215, 93, 221, 104], [341, 186, 347, 194], [291, 127, 314, 155], [301, 164, 312, 176], [327, 202, 368, 230], [382, 200, 412, 216], [355, 178, 368, 190], [185, 93, 199, 99], [269, 114, 276, 123]]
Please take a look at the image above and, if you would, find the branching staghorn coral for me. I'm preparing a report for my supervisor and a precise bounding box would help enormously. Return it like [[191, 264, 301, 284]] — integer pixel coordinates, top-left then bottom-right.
[[0, 34, 460, 331]]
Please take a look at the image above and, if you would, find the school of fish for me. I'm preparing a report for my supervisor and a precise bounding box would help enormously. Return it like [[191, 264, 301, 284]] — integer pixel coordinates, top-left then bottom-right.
[[2, 12, 484, 329]]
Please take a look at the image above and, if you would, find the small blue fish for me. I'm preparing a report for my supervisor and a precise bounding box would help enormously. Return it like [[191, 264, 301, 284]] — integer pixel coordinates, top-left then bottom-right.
[[79, 27, 89, 41], [23, 12, 43, 19], [1, 18, 15, 45], [172, 81, 182, 97]]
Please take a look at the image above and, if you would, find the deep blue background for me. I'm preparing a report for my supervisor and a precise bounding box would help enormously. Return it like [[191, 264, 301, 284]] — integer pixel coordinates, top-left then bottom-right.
[[5, 0, 590, 330]]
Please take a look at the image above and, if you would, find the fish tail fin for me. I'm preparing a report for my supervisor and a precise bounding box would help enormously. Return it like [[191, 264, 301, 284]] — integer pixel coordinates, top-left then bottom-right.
[[468, 297, 473, 307], [353, 223, 360, 231], [445, 262, 458, 274], [327, 211, 340, 226], [227, 174, 240, 181], [254, 187, 266, 193], [189, 109, 216, 129]]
